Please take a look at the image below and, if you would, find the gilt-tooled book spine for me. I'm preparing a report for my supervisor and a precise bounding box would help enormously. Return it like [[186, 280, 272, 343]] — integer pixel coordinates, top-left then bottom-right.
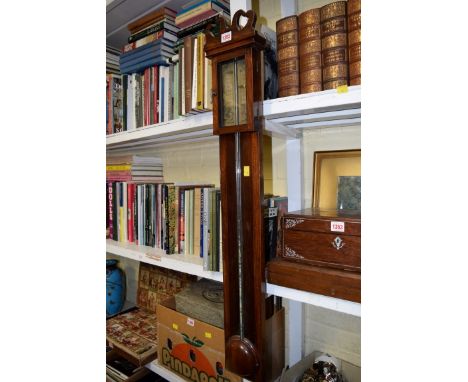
[[347, 0, 361, 85], [298, 8, 322, 94], [168, 185, 176, 254], [276, 15, 300, 97], [320, 1, 348, 90]]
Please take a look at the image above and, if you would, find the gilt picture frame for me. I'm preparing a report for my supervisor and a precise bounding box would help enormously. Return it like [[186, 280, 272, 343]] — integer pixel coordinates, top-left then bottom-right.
[[312, 149, 361, 209]]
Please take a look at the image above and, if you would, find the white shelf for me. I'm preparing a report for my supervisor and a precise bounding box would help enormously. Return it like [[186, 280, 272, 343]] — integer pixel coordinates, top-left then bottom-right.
[[106, 87, 361, 150], [106, 239, 223, 282], [146, 360, 186, 382], [106, 112, 214, 152], [266, 283, 360, 317], [263, 85, 361, 135]]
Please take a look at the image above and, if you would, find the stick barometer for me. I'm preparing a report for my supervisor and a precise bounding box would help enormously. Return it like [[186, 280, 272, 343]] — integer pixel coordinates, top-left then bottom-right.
[[205, 10, 283, 382]]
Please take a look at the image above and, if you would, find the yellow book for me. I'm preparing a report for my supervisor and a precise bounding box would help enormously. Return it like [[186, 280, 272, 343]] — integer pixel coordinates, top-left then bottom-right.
[[196, 33, 204, 110], [106, 164, 132, 171]]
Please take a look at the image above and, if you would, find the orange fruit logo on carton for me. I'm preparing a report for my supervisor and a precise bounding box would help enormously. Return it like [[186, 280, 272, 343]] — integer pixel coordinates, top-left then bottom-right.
[[162, 333, 230, 382]]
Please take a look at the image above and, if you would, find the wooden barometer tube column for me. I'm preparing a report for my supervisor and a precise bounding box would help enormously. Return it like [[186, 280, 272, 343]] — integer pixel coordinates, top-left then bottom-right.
[[204, 10, 270, 381]]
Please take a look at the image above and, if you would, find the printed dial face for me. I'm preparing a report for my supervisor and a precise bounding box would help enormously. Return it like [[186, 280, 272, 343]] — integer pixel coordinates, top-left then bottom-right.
[[219, 57, 247, 127]]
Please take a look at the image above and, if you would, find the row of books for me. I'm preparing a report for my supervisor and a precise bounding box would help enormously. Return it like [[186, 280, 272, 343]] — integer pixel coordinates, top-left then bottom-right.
[[106, 4, 230, 134], [276, 0, 361, 97], [106, 182, 223, 272]]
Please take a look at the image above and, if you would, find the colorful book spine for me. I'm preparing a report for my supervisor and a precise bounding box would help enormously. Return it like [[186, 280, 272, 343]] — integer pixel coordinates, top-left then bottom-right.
[[168, 185, 177, 254], [179, 189, 186, 254], [122, 30, 165, 53], [127, 183, 135, 243], [107, 182, 114, 239], [128, 20, 177, 43], [112, 183, 118, 240]]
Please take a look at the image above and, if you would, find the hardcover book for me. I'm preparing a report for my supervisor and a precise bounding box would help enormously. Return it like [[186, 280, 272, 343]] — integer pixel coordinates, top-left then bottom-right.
[[184, 35, 193, 114], [109, 74, 124, 133], [347, 0, 361, 85], [320, 1, 349, 90], [276, 15, 300, 97], [128, 20, 179, 44], [298, 8, 322, 93], [127, 7, 177, 34], [120, 39, 175, 64]]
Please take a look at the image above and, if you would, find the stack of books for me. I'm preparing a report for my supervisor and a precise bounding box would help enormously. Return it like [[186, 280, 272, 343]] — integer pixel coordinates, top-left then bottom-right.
[[120, 7, 179, 74], [106, 45, 121, 74], [175, 0, 230, 29], [106, 155, 164, 183]]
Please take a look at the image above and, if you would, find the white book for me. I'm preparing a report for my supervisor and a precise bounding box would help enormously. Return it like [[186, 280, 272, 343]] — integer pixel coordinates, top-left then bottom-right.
[[158, 68, 163, 123], [191, 37, 198, 110], [174, 61, 179, 119], [126, 75, 135, 131], [181, 47, 185, 115], [204, 57, 210, 110], [159, 66, 170, 123], [202, 188, 210, 270], [131, 73, 138, 130], [168, 65, 174, 121]]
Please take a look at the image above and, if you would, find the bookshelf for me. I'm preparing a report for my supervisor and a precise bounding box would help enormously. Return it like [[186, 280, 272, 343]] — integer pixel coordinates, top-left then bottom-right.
[[107, 0, 361, 379], [106, 86, 361, 151], [106, 239, 223, 281]]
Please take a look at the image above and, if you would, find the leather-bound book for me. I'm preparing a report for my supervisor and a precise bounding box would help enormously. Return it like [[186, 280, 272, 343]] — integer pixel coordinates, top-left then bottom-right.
[[320, 1, 348, 90], [298, 8, 322, 93], [347, 0, 361, 85], [276, 15, 300, 97]]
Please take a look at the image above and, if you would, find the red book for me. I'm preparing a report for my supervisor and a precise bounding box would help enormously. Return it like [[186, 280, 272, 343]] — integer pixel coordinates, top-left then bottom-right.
[[176, 9, 219, 29], [106, 75, 112, 135], [144, 68, 150, 126], [107, 182, 114, 238], [127, 183, 135, 243], [122, 30, 164, 53], [153, 65, 159, 124]]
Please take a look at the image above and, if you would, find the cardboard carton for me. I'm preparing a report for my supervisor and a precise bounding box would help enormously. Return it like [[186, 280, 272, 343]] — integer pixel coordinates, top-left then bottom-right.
[[157, 296, 242, 382]]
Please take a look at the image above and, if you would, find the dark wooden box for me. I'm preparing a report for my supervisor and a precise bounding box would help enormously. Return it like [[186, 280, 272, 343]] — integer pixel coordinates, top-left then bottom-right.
[[281, 208, 360, 271], [267, 209, 361, 302]]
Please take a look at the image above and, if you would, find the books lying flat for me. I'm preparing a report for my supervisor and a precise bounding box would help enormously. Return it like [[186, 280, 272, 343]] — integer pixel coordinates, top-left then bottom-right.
[[107, 155, 163, 165], [120, 55, 171, 75], [121, 39, 175, 63]]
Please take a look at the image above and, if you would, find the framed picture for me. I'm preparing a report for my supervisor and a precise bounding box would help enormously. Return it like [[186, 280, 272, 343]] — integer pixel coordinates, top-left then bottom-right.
[[312, 149, 361, 210]]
